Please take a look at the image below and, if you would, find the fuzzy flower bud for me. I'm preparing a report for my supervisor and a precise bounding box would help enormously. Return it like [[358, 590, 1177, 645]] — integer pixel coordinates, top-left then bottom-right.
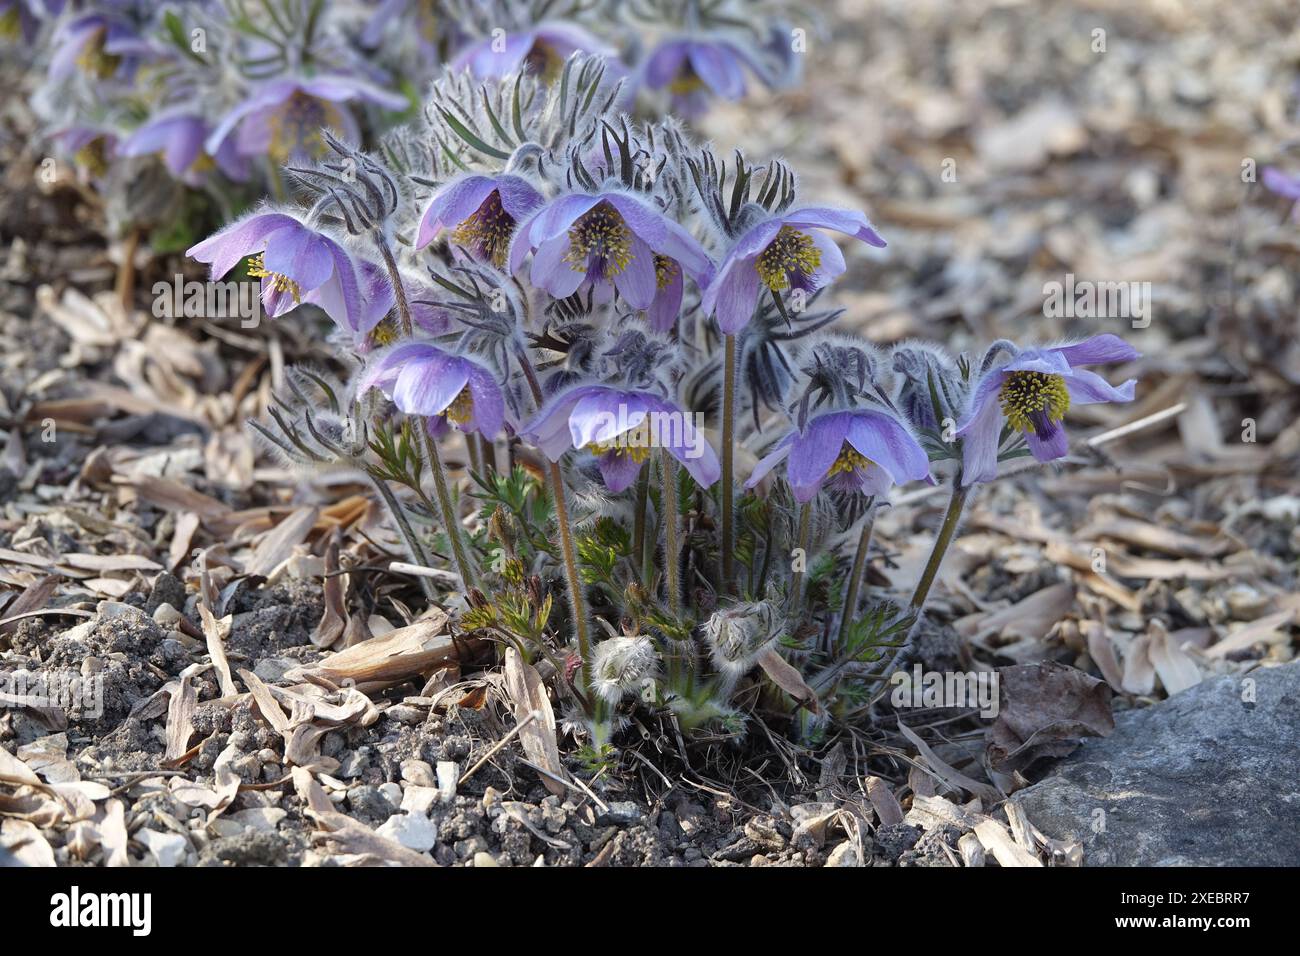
[[590, 636, 659, 706], [704, 601, 785, 678]]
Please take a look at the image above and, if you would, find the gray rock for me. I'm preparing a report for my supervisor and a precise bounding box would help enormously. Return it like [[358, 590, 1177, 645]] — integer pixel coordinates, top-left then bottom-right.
[[1012, 663, 1300, 866]]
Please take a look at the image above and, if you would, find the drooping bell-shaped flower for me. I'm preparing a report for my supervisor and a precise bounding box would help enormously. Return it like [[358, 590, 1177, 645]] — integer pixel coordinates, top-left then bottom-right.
[[955, 334, 1139, 485], [187, 210, 365, 333], [746, 407, 933, 503], [451, 23, 617, 81], [703, 207, 885, 334], [205, 76, 407, 165], [642, 37, 761, 118], [416, 174, 545, 268], [360, 343, 505, 438], [508, 191, 713, 328], [521, 384, 719, 493], [119, 113, 250, 187]]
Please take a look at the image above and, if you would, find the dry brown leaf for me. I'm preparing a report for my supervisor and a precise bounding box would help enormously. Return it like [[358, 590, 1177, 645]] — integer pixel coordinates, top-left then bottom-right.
[[987, 662, 1114, 772], [199, 603, 237, 697], [503, 647, 567, 797], [285, 611, 458, 686], [247, 506, 318, 578], [897, 720, 1002, 805], [162, 675, 197, 763], [1204, 608, 1295, 659], [974, 818, 1042, 868], [1146, 620, 1202, 695], [757, 648, 821, 713], [864, 776, 905, 826]]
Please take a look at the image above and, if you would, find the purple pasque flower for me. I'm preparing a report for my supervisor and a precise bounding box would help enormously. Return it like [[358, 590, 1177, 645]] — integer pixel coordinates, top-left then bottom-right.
[[508, 190, 713, 324], [49, 12, 150, 81], [353, 259, 450, 350], [521, 384, 720, 493], [1262, 166, 1300, 220], [702, 207, 886, 335], [642, 37, 761, 118], [206, 75, 407, 165], [955, 334, 1140, 485], [52, 125, 117, 181], [187, 210, 364, 332], [416, 174, 545, 268], [452, 23, 616, 81], [360, 343, 505, 438], [119, 113, 250, 187], [746, 407, 933, 503]]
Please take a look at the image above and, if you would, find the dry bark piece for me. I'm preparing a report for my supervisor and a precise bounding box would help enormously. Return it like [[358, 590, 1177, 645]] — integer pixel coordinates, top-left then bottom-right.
[[987, 662, 1114, 772]]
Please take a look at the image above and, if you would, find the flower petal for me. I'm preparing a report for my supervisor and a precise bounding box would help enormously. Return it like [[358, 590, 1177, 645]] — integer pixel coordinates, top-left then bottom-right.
[[1063, 369, 1137, 405], [416, 175, 497, 249], [187, 212, 301, 279], [843, 410, 933, 485], [1053, 333, 1141, 368], [787, 412, 853, 497]]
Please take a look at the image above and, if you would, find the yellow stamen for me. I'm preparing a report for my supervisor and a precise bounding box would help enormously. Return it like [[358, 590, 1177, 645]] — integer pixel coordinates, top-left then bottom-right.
[[755, 225, 821, 292], [564, 202, 633, 278], [445, 386, 475, 425], [826, 442, 872, 478], [368, 316, 401, 348], [588, 421, 653, 464], [655, 255, 679, 290], [998, 371, 1070, 434], [246, 253, 302, 304], [1, 8, 23, 41], [267, 91, 344, 162], [75, 26, 121, 79], [451, 190, 514, 267], [667, 68, 706, 95], [73, 137, 110, 178]]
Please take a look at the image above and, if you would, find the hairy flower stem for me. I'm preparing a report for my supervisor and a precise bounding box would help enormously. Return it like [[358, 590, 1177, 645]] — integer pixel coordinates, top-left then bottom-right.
[[720, 334, 737, 594], [515, 346, 594, 700], [789, 502, 812, 610], [374, 235, 477, 590], [632, 466, 650, 585], [660, 450, 682, 617], [909, 481, 970, 611], [367, 472, 437, 601], [836, 511, 875, 649]]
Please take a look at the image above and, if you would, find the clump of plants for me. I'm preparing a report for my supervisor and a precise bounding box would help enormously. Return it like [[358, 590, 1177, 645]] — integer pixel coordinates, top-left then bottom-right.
[[183, 46, 1141, 754]]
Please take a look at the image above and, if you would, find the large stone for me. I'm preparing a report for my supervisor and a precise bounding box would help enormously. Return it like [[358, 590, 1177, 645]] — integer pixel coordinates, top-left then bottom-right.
[[1012, 663, 1300, 866]]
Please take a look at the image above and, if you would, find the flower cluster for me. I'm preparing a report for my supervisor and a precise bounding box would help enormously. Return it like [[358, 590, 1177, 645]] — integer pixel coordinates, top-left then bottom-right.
[[19, 0, 803, 245], [175, 41, 1141, 748]]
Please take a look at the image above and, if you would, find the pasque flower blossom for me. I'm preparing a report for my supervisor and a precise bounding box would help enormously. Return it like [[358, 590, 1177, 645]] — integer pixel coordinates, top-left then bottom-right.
[[120, 113, 250, 186], [508, 191, 713, 327], [522, 384, 720, 493], [205, 75, 407, 164], [643, 37, 761, 118], [416, 174, 545, 267], [703, 207, 886, 334], [451, 23, 616, 81], [360, 343, 505, 438], [746, 407, 933, 502], [956, 334, 1139, 484], [187, 211, 365, 332]]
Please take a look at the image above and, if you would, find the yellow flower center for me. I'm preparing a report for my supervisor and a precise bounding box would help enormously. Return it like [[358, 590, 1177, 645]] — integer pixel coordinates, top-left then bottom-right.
[[826, 443, 872, 478], [445, 386, 475, 425], [667, 67, 706, 95], [246, 253, 303, 304], [368, 316, 401, 348], [76, 26, 121, 79], [73, 137, 110, 178], [655, 255, 679, 290], [588, 421, 653, 463], [999, 371, 1071, 434], [0, 7, 23, 41], [755, 225, 822, 293], [451, 189, 514, 267], [564, 202, 633, 278], [267, 91, 344, 162]]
